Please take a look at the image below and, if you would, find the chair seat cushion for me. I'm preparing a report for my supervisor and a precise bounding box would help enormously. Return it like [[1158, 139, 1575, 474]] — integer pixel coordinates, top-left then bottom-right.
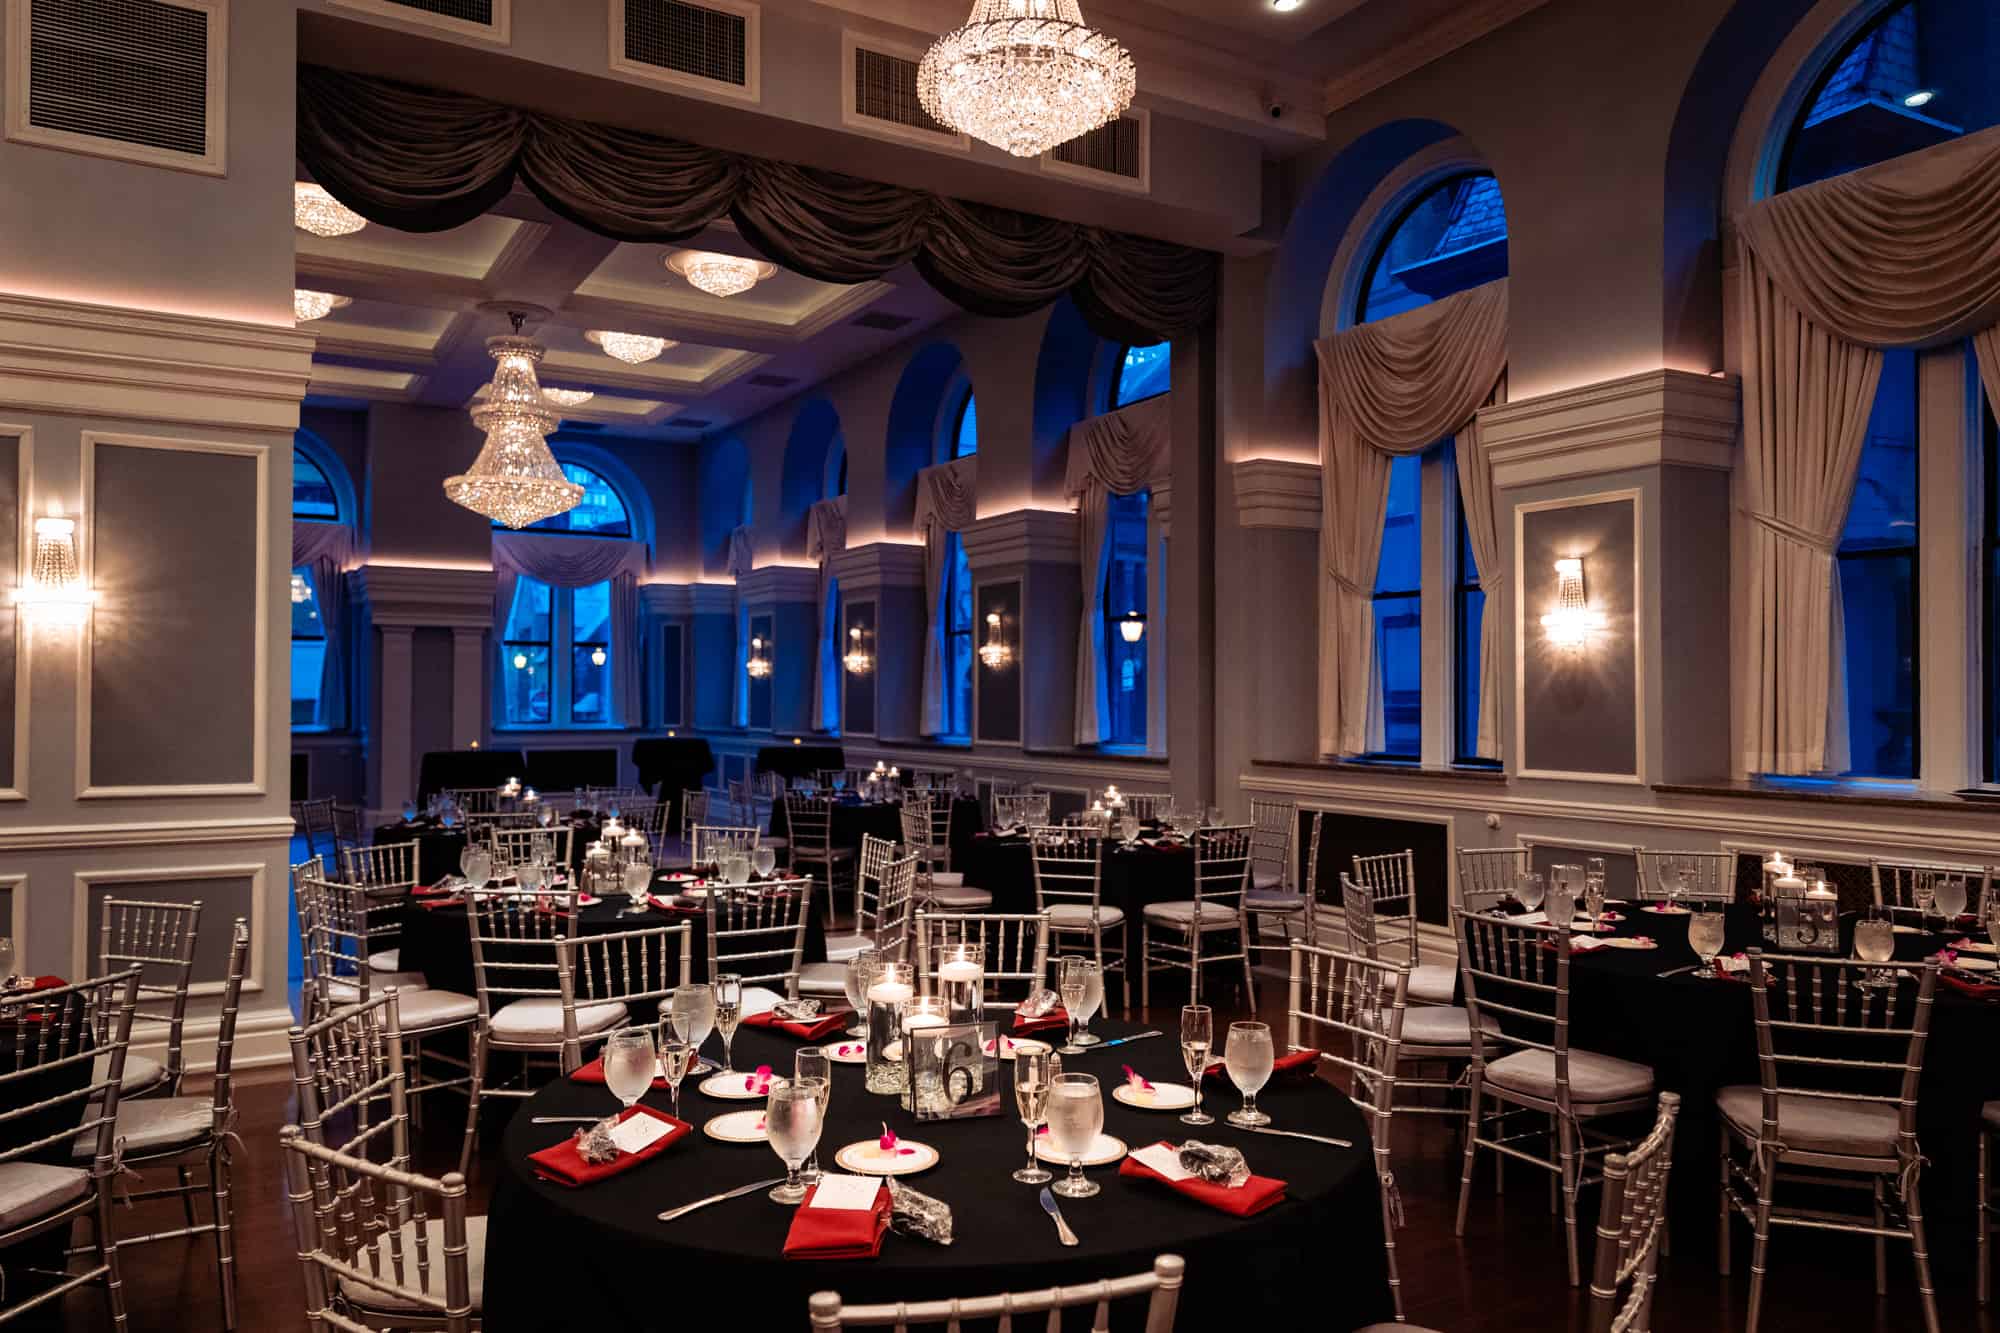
[[1251, 867, 1285, 892], [1144, 900, 1240, 930], [489, 997, 626, 1042], [329, 973, 433, 1004], [380, 988, 478, 1031], [927, 873, 965, 889], [90, 1052, 166, 1097], [0, 1162, 89, 1231], [1047, 903, 1126, 930], [760, 837, 790, 849], [338, 1214, 487, 1314], [80, 1096, 211, 1158], [1716, 1085, 1902, 1158], [1245, 890, 1305, 911], [798, 962, 849, 996], [1363, 1004, 1485, 1050], [924, 885, 993, 910], [795, 847, 855, 863], [367, 948, 404, 973], [1409, 963, 1457, 1006], [823, 933, 872, 964], [1485, 1047, 1654, 1106]]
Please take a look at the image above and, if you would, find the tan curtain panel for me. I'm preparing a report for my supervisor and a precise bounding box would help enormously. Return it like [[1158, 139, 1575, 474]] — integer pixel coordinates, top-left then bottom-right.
[[1977, 326, 2000, 424], [1314, 279, 1509, 757], [728, 525, 754, 728], [914, 458, 977, 737], [807, 497, 848, 733], [1455, 375, 1507, 761]]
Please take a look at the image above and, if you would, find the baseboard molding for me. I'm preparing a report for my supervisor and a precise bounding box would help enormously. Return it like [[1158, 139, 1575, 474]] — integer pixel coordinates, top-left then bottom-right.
[[133, 1000, 299, 1079]]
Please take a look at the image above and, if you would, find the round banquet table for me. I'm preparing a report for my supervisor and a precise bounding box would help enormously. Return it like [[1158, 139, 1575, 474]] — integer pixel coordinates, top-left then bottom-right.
[[482, 1020, 1394, 1331], [375, 816, 607, 884]]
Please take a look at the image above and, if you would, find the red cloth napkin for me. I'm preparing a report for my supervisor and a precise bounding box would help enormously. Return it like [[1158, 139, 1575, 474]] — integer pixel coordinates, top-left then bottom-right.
[[1118, 1143, 1288, 1217], [1204, 1048, 1321, 1084], [416, 896, 465, 911], [569, 1056, 666, 1089], [412, 880, 454, 898], [647, 895, 702, 915], [1013, 1007, 1069, 1036], [782, 1182, 893, 1260], [1941, 972, 2000, 999], [528, 1105, 689, 1187], [742, 1010, 850, 1041]]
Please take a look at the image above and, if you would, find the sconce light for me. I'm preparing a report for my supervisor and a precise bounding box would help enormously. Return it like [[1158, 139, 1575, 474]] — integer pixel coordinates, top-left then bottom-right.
[[1539, 557, 1605, 651], [1118, 610, 1146, 644], [977, 611, 1012, 670], [843, 624, 873, 675], [15, 510, 94, 627], [590, 645, 607, 668], [291, 573, 312, 604], [746, 635, 773, 680]]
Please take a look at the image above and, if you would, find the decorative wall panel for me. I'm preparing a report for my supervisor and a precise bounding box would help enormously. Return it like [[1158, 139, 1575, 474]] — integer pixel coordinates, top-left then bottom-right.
[[1515, 491, 1641, 782], [842, 600, 875, 737]]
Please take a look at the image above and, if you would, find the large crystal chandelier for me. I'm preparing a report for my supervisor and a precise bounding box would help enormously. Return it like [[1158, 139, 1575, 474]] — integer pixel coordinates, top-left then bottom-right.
[[444, 314, 583, 529], [293, 289, 350, 322], [666, 250, 778, 298], [919, 0, 1136, 159], [585, 330, 673, 364], [294, 183, 367, 238]]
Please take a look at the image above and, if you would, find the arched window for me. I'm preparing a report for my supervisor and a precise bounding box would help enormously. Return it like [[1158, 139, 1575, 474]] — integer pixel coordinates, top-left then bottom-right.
[[951, 389, 978, 459], [1356, 172, 1508, 325], [292, 447, 338, 520], [291, 439, 349, 730], [495, 462, 631, 536], [1110, 344, 1170, 408], [1100, 491, 1150, 747]]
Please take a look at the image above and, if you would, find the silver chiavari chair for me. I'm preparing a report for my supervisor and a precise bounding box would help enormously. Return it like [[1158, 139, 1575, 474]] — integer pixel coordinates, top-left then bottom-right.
[[294, 857, 328, 1020], [992, 792, 1050, 831], [785, 793, 851, 925], [342, 840, 418, 893], [0, 968, 141, 1331], [1454, 909, 1658, 1287], [914, 910, 1051, 1012], [808, 1255, 1185, 1332], [1870, 856, 1991, 923], [1142, 825, 1257, 1010], [619, 798, 667, 857], [901, 797, 991, 912], [706, 879, 816, 1004], [93, 896, 202, 1100], [800, 849, 918, 998], [1717, 953, 1940, 1333], [1351, 849, 1455, 1005], [556, 924, 694, 1046], [680, 788, 711, 855], [1121, 792, 1172, 823], [1636, 849, 1736, 904], [1247, 797, 1295, 892], [442, 786, 499, 815], [821, 835, 899, 964], [293, 797, 338, 863], [1246, 802, 1315, 969], [1457, 846, 1531, 914], [490, 824, 572, 875], [463, 811, 537, 849], [338, 841, 427, 982], [691, 823, 761, 868], [330, 802, 365, 860], [1029, 825, 1128, 1016], [1342, 876, 1471, 1124]]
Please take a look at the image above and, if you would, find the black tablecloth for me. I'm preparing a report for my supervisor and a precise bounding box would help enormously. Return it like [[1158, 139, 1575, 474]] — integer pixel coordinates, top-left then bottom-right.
[[758, 744, 844, 781], [373, 820, 470, 886], [768, 798, 983, 860], [482, 1021, 1393, 1331], [631, 737, 716, 811], [417, 749, 526, 804]]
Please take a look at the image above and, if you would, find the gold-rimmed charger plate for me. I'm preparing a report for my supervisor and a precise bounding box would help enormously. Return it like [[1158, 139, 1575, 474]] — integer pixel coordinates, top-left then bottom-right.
[[833, 1139, 939, 1176]]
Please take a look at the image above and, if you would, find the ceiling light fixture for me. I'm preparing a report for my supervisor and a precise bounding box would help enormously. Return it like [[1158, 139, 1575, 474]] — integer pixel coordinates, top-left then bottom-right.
[[585, 330, 673, 365], [919, 1, 1136, 159], [293, 289, 351, 323], [666, 250, 779, 298], [540, 387, 595, 408], [1271, 0, 1303, 9], [444, 311, 584, 530], [293, 182, 367, 238], [1902, 88, 1936, 108]]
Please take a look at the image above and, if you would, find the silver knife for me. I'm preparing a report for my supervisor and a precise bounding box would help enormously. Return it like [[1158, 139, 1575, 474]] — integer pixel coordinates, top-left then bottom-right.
[[1038, 1186, 1079, 1246], [531, 1115, 611, 1125], [657, 1178, 787, 1223], [1237, 1124, 1353, 1149], [1083, 1030, 1163, 1051]]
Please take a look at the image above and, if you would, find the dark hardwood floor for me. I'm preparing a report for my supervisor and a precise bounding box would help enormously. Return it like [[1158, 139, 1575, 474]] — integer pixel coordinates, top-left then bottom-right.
[[55, 979, 2000, 1331]]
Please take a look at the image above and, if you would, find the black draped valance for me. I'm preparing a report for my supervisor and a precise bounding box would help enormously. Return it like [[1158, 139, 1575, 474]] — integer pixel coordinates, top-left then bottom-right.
[[296, 65, 1217, 344]]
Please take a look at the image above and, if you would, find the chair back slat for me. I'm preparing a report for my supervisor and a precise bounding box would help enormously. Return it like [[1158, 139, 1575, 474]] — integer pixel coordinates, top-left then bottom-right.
[[0, 968, 142, 1169], [1868, 857, 1991, 917], [1453, 908, 1571, 1068], [706, 880, 813, 993], [871, 853, 920, 961], [914, 911, 1051, 1010], [855, 834, 898, 933], [343, 841, 418, 892], [1028, 826, 1105, 918], [1350, 849, 1419, 967], [693, 823, 762, 866], [1744, 952, 1936, 1137], [465, 890, 583, 1019], [490, 824, 572, 873], [1121, 793, 1171, 823], [442, 786, 499, 814], [1586, 1093, 1682, 1333], [1456, 847, 1529, 914], [993, 794, 1050, 831], [1247, 798, 1296, 890], [1193, 826, 1253, 911], [805, 1255, 1184, 1331], [97, 895, 203, 1089], [1636, 849, 1735, 904], [682, 789, 712, 845], [785, 793, 839, 859]]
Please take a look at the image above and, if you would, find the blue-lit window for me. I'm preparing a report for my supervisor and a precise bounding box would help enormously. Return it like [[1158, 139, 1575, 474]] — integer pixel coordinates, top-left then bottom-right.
[[1111, 344, 1170, 408], [821, 576, 841, 734], [496, 463, 631, 537], [499, 575, 617, 728], [942, 533, 973, 739], [291, 568, 327, 727], [953, 393, 978, 458], [1452, 473, 1490, 766], [1779, 0, 1993, 193], [1370, 455, 1422, 759], [293, 448, 338, 520], [1834, 348, 1919, 778], [1101, 491, 1150, 748], [1357, 173, 1508, 324]]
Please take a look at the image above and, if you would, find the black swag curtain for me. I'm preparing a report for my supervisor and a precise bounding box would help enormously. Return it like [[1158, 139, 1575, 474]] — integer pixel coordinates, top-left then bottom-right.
[[296, 65, 1217, 344]]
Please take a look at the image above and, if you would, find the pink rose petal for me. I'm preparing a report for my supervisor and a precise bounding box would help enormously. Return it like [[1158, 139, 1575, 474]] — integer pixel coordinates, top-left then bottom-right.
[[1121, 1063, 1154, 1092]]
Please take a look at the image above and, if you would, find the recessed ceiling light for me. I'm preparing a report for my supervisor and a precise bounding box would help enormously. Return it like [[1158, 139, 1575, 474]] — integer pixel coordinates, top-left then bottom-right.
[[1902, 88, 1936, 108], [1272, 0, 1304, 11]]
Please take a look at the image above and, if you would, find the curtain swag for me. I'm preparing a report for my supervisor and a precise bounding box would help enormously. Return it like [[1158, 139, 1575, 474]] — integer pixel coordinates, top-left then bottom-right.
[[491, 530, 647, 587], [807, 497, 848, 733], [1062, 393, 1172, 497], [297, 65, 1216, 345], [725, 526, 756, 579]]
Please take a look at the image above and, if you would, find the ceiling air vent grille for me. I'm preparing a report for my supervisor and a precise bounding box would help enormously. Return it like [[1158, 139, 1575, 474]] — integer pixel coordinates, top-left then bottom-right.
[[380, 0, 492, 21], [327, 0, 509, 41], [841, 33, 965, 149], [614, 0, 758, 101], [1044, 111, 1149, 193], [747, 373, 797, 389], [8, 0, 224, 173]]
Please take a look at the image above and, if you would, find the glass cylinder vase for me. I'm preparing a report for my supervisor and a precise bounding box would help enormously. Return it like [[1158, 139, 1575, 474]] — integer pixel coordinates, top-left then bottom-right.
[[864, 962, 916, 1095]]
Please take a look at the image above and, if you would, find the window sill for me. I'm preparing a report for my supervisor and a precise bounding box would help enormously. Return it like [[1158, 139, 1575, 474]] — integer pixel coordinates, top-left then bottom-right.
[[1251, 757, 1507, 784], [1654, 778, 1996, 813]]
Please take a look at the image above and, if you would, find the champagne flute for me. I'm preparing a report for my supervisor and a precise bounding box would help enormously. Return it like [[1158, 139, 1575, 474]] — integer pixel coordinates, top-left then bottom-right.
[[1179, 1005, 1214, 1126], [713, 973, 744, 1074], [1224, 1021, 1274, 1127], [843, 950, 881, 1038], [753, 846, 777, 880], [764, 1080, 821, 1204], [1687, 902, 1726, 979], [1914, 875, 1937, 931], [657, 1036, 693, 1121], [601, 1027, 657, 1115], [795, 1049, 832, 1183], [1855, 905, 1896, 990], [670, 984, 717, 1075], [1045, 1072, 1103, 1199], [1057, 958, 1089, 1056], [1011, 1048, 1055, 1184]]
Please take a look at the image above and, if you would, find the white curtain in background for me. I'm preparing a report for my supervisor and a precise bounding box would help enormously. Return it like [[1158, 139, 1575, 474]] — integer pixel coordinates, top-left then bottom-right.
[[293, 521, 354, 729], [1314, 279, 1508, 757], [914, 457, 977, 737], [727, 525, 755, 728], [1073, 482, 1113, 744], [806, 497, 848, 732], [1454, 375, 1507, 761], [1977, 326, 2000, 421]]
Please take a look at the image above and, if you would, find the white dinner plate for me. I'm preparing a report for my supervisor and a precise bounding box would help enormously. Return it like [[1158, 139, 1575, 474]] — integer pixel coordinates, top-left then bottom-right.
[[1958, 940, 1998, 955], [1953, 956, 1998, 972], [1891, 924, 1926, 935], [698, 1070, 779, 1100], [1112, 1082, 1197, 1111], [1036, 1133, 1128, 1168], [982, 1036, 1052, 1059], [825, 1041, 869, 1064], [702, 1110, 768, 1144], [1640, 905, 1691, 915], [834, 1138, 939, 1176]]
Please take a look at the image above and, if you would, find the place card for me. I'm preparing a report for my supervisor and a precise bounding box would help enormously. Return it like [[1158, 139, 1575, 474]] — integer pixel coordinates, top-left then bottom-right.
[[1128, 1142, 1195, 1182], [608, 1112, 675, 1155], [808, 1173, 881, 1210]]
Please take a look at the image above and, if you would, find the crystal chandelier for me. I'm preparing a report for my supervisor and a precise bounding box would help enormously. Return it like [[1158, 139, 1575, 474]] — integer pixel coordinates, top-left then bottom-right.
[[291, 572, 312, 604], [919, 0, 1136, 158], [746, 636, 773, 680], [444, 315, 584, 530], [666, 250, 778, 298], [843, 625, 873, 675], [293, 289, 351, 322], [293, 182, 367, 238], [978, 611, 1012, 669], [586, 330, 673, 364], [15, 509, 94, 626], [541, 387, 594, 408]]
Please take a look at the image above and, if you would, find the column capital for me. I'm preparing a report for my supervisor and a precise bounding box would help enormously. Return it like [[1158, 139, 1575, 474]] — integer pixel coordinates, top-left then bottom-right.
[[828, 542, 926, 592], [1232, 458, 1322, 530], [1481, 369, 1740, 490], [352, 564, 495, 629]]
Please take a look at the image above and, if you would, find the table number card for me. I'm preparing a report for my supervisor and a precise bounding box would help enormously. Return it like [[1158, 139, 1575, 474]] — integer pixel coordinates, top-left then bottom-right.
[[608, 1113, 674, 1156], [1129, 1142, 1195, 1182], [808, 1173, 881, 1210], [908, 1021, 1002, 1121]]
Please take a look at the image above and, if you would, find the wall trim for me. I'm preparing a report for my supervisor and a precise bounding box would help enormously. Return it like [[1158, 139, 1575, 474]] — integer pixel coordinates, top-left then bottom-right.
[[828, 542, 925, 593], [737, 564, 819, 604], [0, 814, 293, 853], [71, 861, 268, 1002], [1232, 457, 1322, 530], [352, 563, 497, 629], [0, 423, 31, 801], [2, 872, 24, 962], [1480, 368, 1740, 490], [961, 509, 1079, 569]]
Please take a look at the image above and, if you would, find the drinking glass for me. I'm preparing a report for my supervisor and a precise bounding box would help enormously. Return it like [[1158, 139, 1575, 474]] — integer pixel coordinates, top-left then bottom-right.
[[753, 846, 777, 879], [401, 800, 417, 824], [1011, 1048, 1055, 1184], [1984, 891, 2000, 947], [795, 1049, 832, 1183], [1587, 856, 1607, 888], [1667, 868, 1687, 911], [1546, 879, 1576, 935], [1056, 958, 1090, 1055], [457, 844, 479, 886], [462, 847, 493, 891], [1687, 903, 1726, 979], [669, 984, 717, 1075], [1045, 1072, 1103, 1199], [1516, 871, 1546, 914], [764, 1080, 822, 1204], [1223, 1021, 1274, 1127], [657, 1036, 693, 1121], [1065, 957, 1104, 1046], [713, 974, 744, 1074], [622, 862, 653, 915], [1934, 876, 1968, 926], [1855, 905, 1896, 989], [538, 804, 555, 829], [1179, 1005, 1214, 1126], [843, 949, 881, 1037], [1119, 815, 1139, 846], [0, 937, 16, 987], [601, 1027, 658, 1113], [1914, 875, 1937, 930]]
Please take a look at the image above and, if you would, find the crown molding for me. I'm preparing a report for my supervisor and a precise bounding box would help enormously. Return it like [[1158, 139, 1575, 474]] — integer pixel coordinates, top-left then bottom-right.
[[961, 508, 1080, 570], [689, 583, 739, 615], [1233, 457, 1322, 530], [828, 541, 926, 592], [0, 815, 294, 853], [1480, 368, 1741, 490], [736, 564, 819, 604], [1321, 0, 1552, 116], [352, 563, 496, 628], [640, 582, 695, 616]]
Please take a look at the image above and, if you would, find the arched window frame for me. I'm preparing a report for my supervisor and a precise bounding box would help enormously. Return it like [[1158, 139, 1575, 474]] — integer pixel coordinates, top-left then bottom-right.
[[291, 430, 356, 733], [1107, 343, 1171, 410]]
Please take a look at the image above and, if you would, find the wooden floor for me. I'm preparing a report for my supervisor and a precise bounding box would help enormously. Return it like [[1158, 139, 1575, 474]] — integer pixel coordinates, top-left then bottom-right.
[[51, 979, 2000, 1332]]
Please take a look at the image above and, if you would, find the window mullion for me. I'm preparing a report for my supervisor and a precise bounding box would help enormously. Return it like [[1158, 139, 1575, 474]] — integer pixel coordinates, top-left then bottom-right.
[[555, 587, 574, 729], [1419, 451, 1450, 767]]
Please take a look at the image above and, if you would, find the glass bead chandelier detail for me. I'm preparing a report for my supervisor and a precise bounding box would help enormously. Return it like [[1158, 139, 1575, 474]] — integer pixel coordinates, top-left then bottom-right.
[[1539, 557, 1606, 652], [444, 314, 584, 530], [843, 625, 873, 675], [293, 182, 367, 238], [978, 611, 1012, 669], [918, 0, 1137, 159], [293, 289, 351, 322], [666, 250, 779, 298], [746, 635, 773, 680], [585, 330, 673, 365], [15, 508, 94, 626]]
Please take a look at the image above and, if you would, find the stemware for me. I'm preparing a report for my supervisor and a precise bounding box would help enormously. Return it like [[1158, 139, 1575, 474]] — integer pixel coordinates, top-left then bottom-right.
[[657, 1036, 693, 1121], [1984, 891, 2000, 947], [1045, 1072, 1103, 1199], [621, 861, 653, 915], [713, 974, 744, 1074], [764, 1080, 821, 1204], [1056, 958, 1090, 1055], [1855, 905, 1896, 989], [1546, 878, 1576, 935], [1011, 1049, 1056, 1184], [1687, 902, 1726, 979], [1179, 1005, 1214, 1126], [1914, 875, 1938, 931], [843, 949, 881, 1037], [1065, 957, 1103, 1046], [1223, 1021, 1274, 1128], [1516, 870, 1546, 914], [462, 847, 493, 892], [0, 937, 16, 987], [795, 1049, 832, 1182], [669, 984, 718, 1075], [601, 1027, 658, 1114], [401, 799, 417, 824], [1934, 876, 1968, 927], [1119, 814, 1139, 846], [752, 846, 777, 879]]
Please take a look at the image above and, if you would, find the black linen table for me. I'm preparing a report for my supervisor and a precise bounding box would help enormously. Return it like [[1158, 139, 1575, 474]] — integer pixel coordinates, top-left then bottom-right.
[[758, 744, 845, 782], [961, 834, 1196, 920], [372, 818, 470, 886], [482, 1020, 1393, 1331], [417, 749, 526, 804], [768, 797, 983, 860], [630, 736, 716, 821]]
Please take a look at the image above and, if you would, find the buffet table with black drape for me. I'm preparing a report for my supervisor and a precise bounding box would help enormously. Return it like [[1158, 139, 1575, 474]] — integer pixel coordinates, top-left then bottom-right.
[[631, 736, 715, 803], [482, 1020, 1392, 1331], [416, 749, 527, 804]]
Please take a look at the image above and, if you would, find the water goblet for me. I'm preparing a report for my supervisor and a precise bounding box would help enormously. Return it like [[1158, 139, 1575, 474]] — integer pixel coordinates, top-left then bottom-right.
[[843, 949, 881, 1037], [753, 846, 776, 880], [1223, 1021, 1274, 1127], [1855, 905, 1897, 990], [669, 984, 717, 1075], [1045, 1072, 1103, 1199], [1063, 957, 1104, 1046], [795, 1049, 832, 1182], [657, 1036, 693, 1121], [621, 861, 652, 916], [601, 1027, 658, 1115], [1011, 1048, 1055, 1184], [1934, 876, 1968, 928], [1687, 902, 1726, 979], [764, 1080, 822, 1204], [1516, 871, 1546, 914], [1179, 1005, 1214, 1126], [713, 974, 744, 1074]]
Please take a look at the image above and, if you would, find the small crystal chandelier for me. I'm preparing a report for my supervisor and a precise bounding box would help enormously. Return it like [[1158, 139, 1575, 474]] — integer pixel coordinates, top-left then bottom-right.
[[293, 289, 351, 322], [1539, 557, 1606, 652], [293, 182, 367, 238], [586, 330, 673, 365], [444, 312, 584, 530], [746, 636, 773, 680], [15, 507, 94, 626], [978, 611, 1012, 669], [666, 250, 778, 298], [919, 0, 1137, 159], [843, 625, 873, 675], [541, 387, 594, 408]]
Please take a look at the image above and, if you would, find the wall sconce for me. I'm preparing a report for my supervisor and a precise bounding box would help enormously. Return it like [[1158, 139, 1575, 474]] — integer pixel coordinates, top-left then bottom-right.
[[1118, 610, 1146, 644], [291, 572, 312, 604], [977, 611, 1011, 670], [1538, 557, 1605, 651], [843, 625, 873, 675], [15, 510, 94, 627], [590, 646, 607, 668], [746, 635, 772, 680]]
